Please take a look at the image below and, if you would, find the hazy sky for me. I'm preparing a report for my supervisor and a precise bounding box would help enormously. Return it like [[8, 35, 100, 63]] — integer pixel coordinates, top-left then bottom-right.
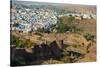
[[11, 0, 97, 5], [11, 0, 96, 7]]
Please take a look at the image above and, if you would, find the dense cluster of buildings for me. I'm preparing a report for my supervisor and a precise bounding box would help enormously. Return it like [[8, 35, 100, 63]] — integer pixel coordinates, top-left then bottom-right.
[[11, 4, 96, 33], [59, 13, 96, 20], [11, 5, 57, 32]]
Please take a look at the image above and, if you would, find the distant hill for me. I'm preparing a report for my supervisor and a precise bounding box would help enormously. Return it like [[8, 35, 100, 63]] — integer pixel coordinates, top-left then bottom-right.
[[11, 1, 96, 14]]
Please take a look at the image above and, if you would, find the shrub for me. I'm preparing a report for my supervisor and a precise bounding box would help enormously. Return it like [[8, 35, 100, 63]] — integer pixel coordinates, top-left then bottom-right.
[[83, 33, 96, 41], [10, 35, 33, 48]]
